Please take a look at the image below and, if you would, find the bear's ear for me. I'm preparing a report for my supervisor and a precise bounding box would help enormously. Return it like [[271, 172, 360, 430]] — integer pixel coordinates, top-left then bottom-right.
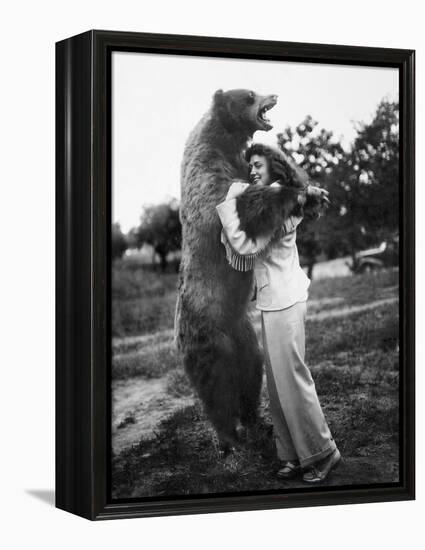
[[213, 89, 224, 105], [213, 89, 234, 127]]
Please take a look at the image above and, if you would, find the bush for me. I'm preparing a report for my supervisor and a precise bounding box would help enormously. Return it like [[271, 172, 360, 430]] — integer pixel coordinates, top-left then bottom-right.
[[112, 258, 179, 337], [112, 342, 180, 380]]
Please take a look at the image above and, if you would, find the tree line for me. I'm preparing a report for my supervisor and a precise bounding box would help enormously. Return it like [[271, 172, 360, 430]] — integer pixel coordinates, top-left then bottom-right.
[[112, 99, 399, 276]]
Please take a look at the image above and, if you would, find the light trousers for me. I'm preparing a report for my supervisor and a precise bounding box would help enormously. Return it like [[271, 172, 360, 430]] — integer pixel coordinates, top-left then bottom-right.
[[261, 301, 336, 468]]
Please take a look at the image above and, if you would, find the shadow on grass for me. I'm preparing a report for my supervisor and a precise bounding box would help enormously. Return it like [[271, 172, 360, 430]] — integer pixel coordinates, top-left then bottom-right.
[[112, 404, 282, 499]]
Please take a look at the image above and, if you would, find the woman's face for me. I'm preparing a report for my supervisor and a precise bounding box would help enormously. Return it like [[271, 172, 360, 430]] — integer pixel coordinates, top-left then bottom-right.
[[248, 154, 271, 186]]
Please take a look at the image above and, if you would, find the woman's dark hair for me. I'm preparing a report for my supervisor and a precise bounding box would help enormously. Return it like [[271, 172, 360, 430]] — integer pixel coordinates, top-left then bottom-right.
[[244, 143, 308, 190]]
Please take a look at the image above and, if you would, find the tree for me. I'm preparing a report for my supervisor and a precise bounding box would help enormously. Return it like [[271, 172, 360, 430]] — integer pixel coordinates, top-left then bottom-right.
[[111, 222, 128, 260], [278, 115, 345, 182], [329, 100, 399, 262], [132, 199, 182, 271], [276, 100, 399, 270], [277, 116, 345, 277]]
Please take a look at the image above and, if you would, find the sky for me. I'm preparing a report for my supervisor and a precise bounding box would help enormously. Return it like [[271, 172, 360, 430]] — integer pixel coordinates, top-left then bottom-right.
[[112, 52, 398, 232]]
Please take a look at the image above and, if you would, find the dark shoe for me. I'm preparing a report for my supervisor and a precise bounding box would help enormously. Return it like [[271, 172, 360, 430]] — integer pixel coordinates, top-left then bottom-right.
[[277, 460, 301, 480], [302, 448, 341, 483]]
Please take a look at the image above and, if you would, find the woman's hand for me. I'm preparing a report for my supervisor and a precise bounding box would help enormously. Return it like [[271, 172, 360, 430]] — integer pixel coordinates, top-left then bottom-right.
[[226, 181, 250, 200]]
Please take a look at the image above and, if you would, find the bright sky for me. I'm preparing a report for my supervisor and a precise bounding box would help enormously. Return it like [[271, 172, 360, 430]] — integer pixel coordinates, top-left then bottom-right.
[[112, 52, 398, 232]]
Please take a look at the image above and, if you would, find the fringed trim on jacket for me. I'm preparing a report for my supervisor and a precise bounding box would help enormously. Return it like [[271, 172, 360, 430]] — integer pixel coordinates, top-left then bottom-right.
[[220, 230, 267, 272], [220, 215, 301, 272]]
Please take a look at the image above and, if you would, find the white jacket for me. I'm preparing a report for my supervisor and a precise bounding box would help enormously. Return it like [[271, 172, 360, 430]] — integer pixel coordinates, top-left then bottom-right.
[[216, 182, 310, 311]]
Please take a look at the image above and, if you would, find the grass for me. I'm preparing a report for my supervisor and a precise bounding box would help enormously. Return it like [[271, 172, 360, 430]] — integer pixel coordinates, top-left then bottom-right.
[[112, 330, 399, 498], [111, 260, 399, 499], [166, 368, 193, 398], [112, 256, 398, 338], [112, 259, 179, 337], [112, 341, 178, 380], [309, 268, 398, 305], [306, 302, 398, 362]]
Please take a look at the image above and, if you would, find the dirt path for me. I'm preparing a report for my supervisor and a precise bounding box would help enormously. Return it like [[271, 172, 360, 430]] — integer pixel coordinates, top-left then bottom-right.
[[113, 296, 398, 356], [252, 296, 397, 322], [112, 376, 194, 454]]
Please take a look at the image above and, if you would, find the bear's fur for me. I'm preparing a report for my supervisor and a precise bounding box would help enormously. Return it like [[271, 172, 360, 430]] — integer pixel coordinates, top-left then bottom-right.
[[236, 184, 301, 239], [175, 89, 309, 453]]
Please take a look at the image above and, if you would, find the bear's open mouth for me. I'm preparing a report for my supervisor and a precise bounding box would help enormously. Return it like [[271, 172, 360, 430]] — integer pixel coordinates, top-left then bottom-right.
[[258, 106, 272, 124], [257, 95, 277, 130]]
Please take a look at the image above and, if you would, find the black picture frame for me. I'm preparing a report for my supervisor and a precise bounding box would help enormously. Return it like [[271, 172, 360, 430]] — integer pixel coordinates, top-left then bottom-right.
[[56, 29, 415, 521]]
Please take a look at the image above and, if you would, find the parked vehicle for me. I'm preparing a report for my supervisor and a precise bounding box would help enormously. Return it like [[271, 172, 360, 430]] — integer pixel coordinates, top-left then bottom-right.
[[350, 236, 399, 274]]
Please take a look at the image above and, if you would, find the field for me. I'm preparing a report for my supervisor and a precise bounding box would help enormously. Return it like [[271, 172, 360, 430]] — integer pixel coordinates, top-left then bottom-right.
[[111, 257, 399, 499]]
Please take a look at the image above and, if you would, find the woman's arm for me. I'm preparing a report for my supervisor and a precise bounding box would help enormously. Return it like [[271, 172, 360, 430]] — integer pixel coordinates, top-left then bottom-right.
[[216, 182, 304, 272], [216, 197, 272, 256], [217, 181, 304, 256]]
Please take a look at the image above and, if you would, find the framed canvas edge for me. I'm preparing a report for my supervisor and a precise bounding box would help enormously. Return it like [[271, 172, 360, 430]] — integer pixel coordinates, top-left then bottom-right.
[[55, 29, 415, 521]]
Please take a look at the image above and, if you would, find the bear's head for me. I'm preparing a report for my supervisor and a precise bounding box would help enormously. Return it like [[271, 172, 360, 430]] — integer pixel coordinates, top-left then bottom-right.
[[212, 89, 278, 135]]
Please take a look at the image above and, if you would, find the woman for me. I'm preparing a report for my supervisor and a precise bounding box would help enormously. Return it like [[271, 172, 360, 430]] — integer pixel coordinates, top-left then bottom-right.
[[216, 143, 340, 483]]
